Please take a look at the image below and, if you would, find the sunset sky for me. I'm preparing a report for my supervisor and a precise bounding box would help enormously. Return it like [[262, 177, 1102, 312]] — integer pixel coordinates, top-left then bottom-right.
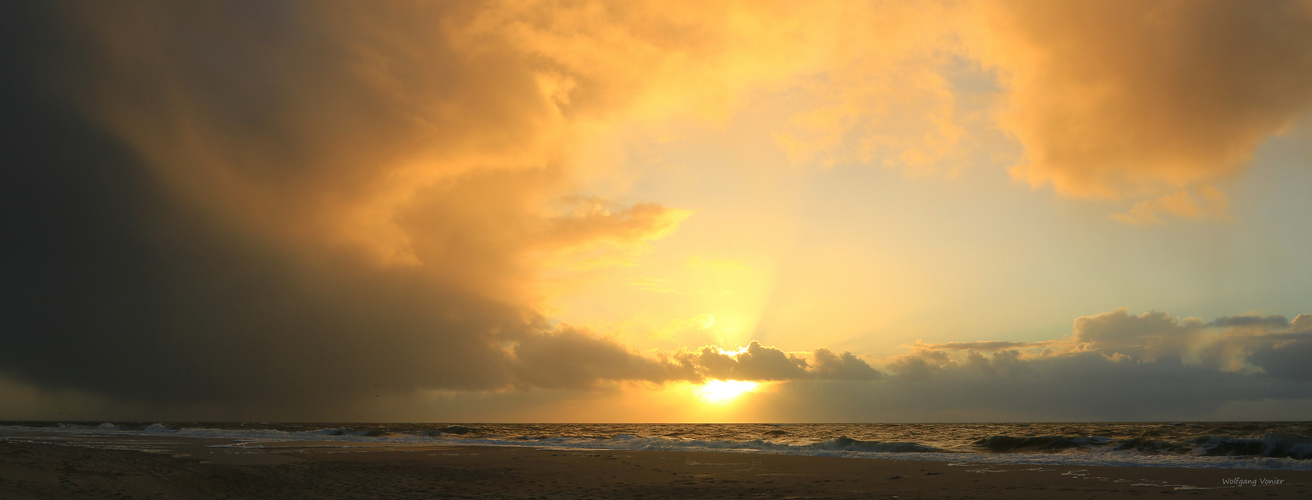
[[3, 0, 1311, 423]]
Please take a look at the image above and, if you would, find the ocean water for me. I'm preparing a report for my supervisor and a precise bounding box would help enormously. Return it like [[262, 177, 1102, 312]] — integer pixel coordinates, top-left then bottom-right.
[[3, 421, 1311, 470]]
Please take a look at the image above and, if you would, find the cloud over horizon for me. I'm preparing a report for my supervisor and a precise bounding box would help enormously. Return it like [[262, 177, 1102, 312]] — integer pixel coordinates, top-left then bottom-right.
[[758, 309, 1312, 422]]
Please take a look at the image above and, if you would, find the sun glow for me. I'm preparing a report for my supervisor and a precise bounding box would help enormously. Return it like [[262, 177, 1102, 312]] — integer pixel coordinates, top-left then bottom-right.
[[695, 379, 759, 404]]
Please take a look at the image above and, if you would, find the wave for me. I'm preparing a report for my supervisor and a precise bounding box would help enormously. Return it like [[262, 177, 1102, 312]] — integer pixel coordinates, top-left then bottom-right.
[[4, 422, 1311, 470], [427, 425, 481, 435], [1112, 437, 1192, 455], [325, 427, 393, 437], [815, 436, 943, 453], [975, 432, 1312, 460], [476, 433, 949, 457], [974, 435, 1112, 452], [1194, 434, 1312, 460]]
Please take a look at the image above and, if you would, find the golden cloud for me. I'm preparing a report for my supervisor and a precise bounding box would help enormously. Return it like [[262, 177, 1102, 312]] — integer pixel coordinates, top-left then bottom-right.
[[973, 0, 1312, 201]]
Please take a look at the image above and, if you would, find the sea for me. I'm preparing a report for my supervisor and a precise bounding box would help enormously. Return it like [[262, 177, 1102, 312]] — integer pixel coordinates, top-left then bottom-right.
[[3, 421, 1311, 470]]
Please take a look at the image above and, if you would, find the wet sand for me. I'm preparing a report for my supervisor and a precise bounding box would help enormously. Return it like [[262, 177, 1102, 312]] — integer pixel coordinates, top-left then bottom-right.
[[2, 433, 1311, 499]]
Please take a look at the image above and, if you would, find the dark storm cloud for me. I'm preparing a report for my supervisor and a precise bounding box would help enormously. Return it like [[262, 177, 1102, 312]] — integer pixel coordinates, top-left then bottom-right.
[[0, 0, 873, 423], [0, 0, 700, 419]]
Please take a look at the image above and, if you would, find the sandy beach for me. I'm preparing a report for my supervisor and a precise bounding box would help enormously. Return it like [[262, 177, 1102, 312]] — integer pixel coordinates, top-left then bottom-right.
[[1, 433, 1310, 499]]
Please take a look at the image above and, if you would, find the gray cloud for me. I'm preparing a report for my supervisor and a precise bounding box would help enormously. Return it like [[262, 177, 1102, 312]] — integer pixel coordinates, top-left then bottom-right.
[[678, 342, 809, 381], [1070, 308, 1203, 362], [509, 326, 673, 390], [885, 350, 956, 381], [911, 340, 1056, 352], [1294, 314, 1312, 332], [809, 348, 883, 381], [669, 342, 882, 382], [831, 309, 1312, 421], [1211, 315, 1291, 328], [1248, 333, 1312, 381]]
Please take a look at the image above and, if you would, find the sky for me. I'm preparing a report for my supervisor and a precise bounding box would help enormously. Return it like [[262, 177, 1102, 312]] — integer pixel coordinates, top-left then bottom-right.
[[2, 0, 1311, 423]]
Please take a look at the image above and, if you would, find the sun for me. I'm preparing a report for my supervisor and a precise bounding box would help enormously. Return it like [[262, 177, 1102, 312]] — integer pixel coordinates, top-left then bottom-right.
[[695, 379, 759, 404]]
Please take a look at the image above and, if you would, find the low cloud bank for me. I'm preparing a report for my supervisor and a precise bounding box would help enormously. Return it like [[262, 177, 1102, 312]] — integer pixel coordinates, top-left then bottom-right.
[[774, 308, 1312, 422]]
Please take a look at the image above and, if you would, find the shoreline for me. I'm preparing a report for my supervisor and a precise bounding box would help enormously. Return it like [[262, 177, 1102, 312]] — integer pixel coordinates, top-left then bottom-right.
[[4, 434, 1312, 498]]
